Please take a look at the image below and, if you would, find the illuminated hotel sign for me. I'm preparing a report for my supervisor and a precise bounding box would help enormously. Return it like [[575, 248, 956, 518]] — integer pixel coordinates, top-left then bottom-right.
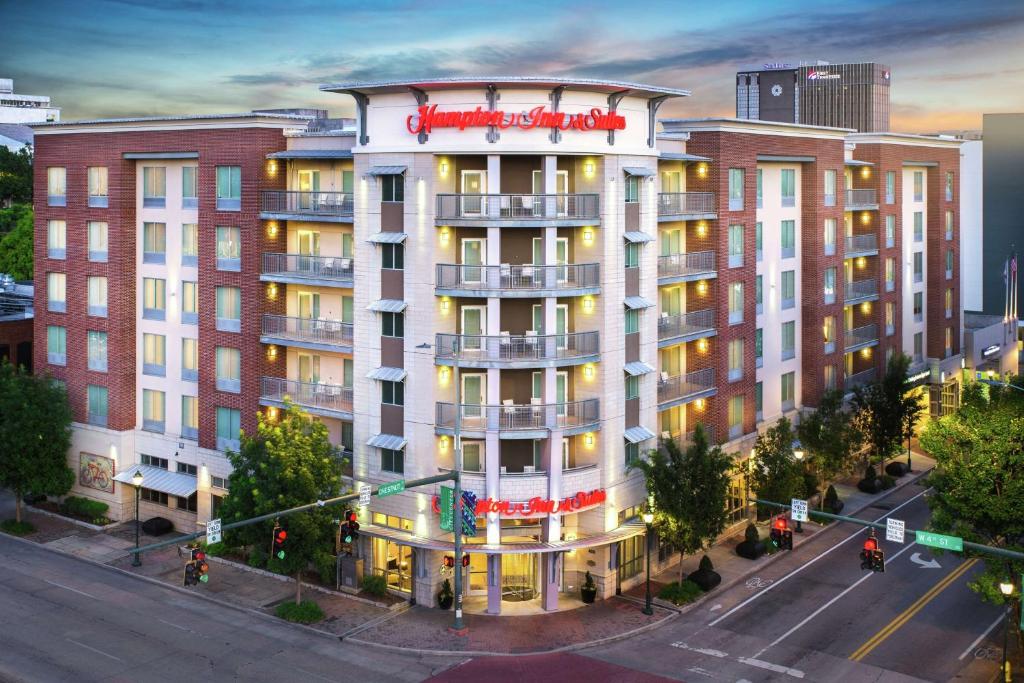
[[982, 344, 1001, 358], [407, 105, 626, 135], [807, 70, 841, 81], [431, 488, 607, 518]]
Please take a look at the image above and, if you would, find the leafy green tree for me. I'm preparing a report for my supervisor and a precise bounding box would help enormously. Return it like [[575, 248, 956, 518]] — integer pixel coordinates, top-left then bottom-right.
[[852, 353, 912, 469], [748, 417, 802, 517], [920, 381, 1024, 604], [0, 147, 32, 205], [219, 402, 346, 603], [632, 424, 732, 583], [797, 388, 862, 497], [0, 205, 32, 280], [0, 362, 74, 523]]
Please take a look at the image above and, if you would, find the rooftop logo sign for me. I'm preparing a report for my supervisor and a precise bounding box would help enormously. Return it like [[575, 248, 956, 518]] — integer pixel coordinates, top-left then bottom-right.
[[807, 70, 841, 81], [406, 104, 626, 135]]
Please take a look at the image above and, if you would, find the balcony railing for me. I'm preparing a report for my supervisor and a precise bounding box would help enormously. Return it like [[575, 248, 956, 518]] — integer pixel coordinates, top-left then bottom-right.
[[845, 234, 878, 254], [661, 425, 717, 450], [262, 253, 353, 284], [845, 279, 878, 302], [657, 368, 716, 405], [845, 189, 878, 207], [260, 377, 353, 416], [434, 331, 598, 365], [435, 263, 599, 293], [658, 309, 715, 342], [845, 368, 877, 391], [435, 194, 599, 221], [435, 399, 599, 432], [261, 190, 353, 218], [657, 251, 716, 279], [845, 323, 879, 350], [656, 192, 716, 216], [262, 314, 353, 348]]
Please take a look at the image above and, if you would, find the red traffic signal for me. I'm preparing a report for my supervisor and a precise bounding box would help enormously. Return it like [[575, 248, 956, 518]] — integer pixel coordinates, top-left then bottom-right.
[[443, 555, 455, 568], [461, 554, 470, 567], [863, 537, 878, 552], [774, 517, 789, 531], [345, 510, 358, 524], [275, 529, 287, 543]]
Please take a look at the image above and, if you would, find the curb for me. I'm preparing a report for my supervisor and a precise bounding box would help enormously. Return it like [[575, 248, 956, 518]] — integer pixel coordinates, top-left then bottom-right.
[[25, 504, 111, 532]]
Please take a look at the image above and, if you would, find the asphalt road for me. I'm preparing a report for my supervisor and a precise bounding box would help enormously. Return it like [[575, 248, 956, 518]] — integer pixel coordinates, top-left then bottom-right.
[[0, 535, 461, 683], [582, 480, 1006, 682]]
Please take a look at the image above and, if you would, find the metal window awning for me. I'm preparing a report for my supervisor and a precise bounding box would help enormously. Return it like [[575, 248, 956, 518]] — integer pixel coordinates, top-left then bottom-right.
[[368, 299, 407, 313], [624, 361, 655, 376], [622, 166, 656, 177], [624, 426, 656, 444], [756, 154, 815, 163], [365, 165, 407, 176], [623, 231, 654, 243], [903, 161, 939, 167], [367, 366, 407, 382], [367, 433, 407, 450], [368, 232, 408, 244], [113, 464, 197, 498], [624, 296, 655, 310], [845, 159, 874, 167], [123, 152, 199, 159], [266, 149, 353, 160], [659, 152, 711, 162]]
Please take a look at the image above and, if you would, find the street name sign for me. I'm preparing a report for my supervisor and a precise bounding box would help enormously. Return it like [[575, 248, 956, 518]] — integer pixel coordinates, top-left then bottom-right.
[[886, 518, 906, 543], [378, 480, 405, 498], [439, 486, 454, 532], [915, 530, 963, 552], [790, 498, 808, 522], [358, 483, 371, 508], [206, 518, 222, 545]]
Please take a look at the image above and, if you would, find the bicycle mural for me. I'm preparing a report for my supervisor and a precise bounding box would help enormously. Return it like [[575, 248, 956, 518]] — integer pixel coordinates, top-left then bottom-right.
[[79, 452, 115, 493]]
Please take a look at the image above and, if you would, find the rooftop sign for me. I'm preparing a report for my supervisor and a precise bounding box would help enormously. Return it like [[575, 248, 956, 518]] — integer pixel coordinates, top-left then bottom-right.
[[431, 488, 607, 518], [406, 105, 626, 135]]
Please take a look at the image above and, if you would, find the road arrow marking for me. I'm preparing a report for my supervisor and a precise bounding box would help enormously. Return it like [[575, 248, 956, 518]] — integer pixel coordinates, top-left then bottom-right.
[[709, 603, 722, 612], [910, 552, 941, 569]]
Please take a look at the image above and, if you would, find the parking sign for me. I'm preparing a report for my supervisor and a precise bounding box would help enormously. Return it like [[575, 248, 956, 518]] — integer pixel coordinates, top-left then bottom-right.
[[886, 518, 905, 543]]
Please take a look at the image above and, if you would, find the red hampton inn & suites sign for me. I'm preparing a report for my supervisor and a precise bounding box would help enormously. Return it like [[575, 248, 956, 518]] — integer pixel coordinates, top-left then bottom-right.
[[407, 105, 626, 135], [431, 489, 607, 518]]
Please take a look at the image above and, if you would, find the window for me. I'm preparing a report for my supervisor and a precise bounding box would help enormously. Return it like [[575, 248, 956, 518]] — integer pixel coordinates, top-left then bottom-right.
[[142, 389, 165, 433], [945, 210, 953, 240], [182, 338, 198, 382], [913, 212, 923, 242], [913, 252, 923, 283], [381, 311, 404, 338], [755, 222, 763, 261], [824, 267, 836, 304], [625, 375, 640, 400], [728, 395, 744, 439], [210, 476, 227, 490], [381, 174, 404, 202], [756, 274, 763, 314], [755, 328, 763, 367], [624, 442, 639, 467], [624, 175, 639, 203], [728, 224, 743, 267], [143, 333, 167, 376], [381, 243, 404, 270], [945, 171, 954, 201], [216, 166, 241, 210], [215, 347, 240, 393], [47, 167, 66, 205], [176, 492, 198, 513], [182, 281, 198, 324], [381, 448, 404, 474], [142, 222, 166, 263], [216, 286, 241, 332], [382, 380, 404, 406], [177, 222, 198, 268], [781, 371, 795, 410], [143, 167, 166, 207], [885, 215, 895, 248], [824, 365, 836, 391], [47, 325, 66, 365], [47, 273, 66, 312], [886, 302, 896, 336], [618, 536, 644, 582], [216, 407, 241, 451], [87, 331, 107, 372], [728, 168, 744, 210], [176, 462, 198, 476], [945, 327, 953, 356], [143, 278, 166, 320], [181, 395, 198, 440], [88, 221, 108, 262], [728, 339, 744, 382], [780, 169, 795, 207], [824, 316, 835, 353], [755, 168, 763, 208], [913, 332, 923, 362], [913, 292, 924, 322], [946, 249, 954, 278], [87, 385, 108, 426], [728, 282, 744, 324], [781, 270, 795, 309], [85, 276, 107, 318], [182, 166, 198, 209], [625, 309, 639, 334], [824, 218, 836, 256], [140, 489, 168, 506], [214, 226, 241, 271], [88, 167, 108, 207], [885, 258, 896, 292], [140, 454, 168, 469], [47, 219, 66, 259], [780, 220, 795, 258], [913, 171, 923, 202], [781, 321, 796, 360], [824, 170, 837, 206], [885, 171, 896, 203], [755, 381, 763, 420], [342, 232, 354, 258], [624, 242, 640, 268]]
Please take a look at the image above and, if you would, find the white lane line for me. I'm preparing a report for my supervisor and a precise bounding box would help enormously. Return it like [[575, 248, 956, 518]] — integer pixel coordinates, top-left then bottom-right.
[[157, 618, 189, 632], [738, 656, 805, 679], [709, 487, 931, 627], [66, 638, 122, 662], [753, 541, 919, 658], [958, 612, 1006, 661], [671, 642, 728, 657], [43, 579, 98, 600]]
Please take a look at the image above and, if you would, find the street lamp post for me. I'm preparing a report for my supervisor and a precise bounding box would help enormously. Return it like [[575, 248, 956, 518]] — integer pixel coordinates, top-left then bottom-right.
[[131, 469, 144, 566], [641, 510, 654, 616], [1000, 579, 1014, 682], [793, 444, 805, 533]]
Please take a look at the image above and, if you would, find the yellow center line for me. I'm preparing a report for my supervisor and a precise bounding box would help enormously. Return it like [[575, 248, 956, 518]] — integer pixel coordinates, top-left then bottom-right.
[[849, 558, 979, 662]]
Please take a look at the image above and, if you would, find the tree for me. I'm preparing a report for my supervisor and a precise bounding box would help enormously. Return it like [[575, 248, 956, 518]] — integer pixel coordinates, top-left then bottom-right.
[[748, 417, 803, 517], [219, 402, 346, 603], [0, 362, 74, 523], [632, 424, 732, 583], [852, 353, 912, 470], [0, 147, 32, 205], [0, 205, 32, 280], [920, 381, 1024, 604], [797, 388, 862, 497]]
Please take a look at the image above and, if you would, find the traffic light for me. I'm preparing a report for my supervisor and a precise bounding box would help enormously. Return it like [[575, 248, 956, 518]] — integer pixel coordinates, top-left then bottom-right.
[[340, 509, 360, 544], [443, 555, 455, 568], [183, 559, 196, 586], [770, 517, 792, 550], [861, 535, 880, 571], [871, 549, 885, 573], [461, 554, 470, 568], [192, 547, 209, 584], [272, 523, 287, 560]]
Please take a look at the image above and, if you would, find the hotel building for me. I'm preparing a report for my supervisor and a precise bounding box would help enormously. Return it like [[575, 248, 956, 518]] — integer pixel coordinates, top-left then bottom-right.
[[31, 77, 961, 613]]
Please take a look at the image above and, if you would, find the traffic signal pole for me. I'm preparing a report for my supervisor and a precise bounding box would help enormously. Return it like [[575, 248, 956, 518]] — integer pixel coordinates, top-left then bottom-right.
[[451, 338, 466, 633]]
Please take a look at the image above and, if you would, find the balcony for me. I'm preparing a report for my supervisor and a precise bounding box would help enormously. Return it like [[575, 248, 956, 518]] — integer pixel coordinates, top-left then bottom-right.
[[844, 368, 877, 392], [434, 331, 598, 369], [661, 425, 718, 450], [435, 399, 599, 438], [260, 190, 353, 222], [455, 463, 602, 503], [435, 263, 599, 298], [844, 278, 878, 304], [658, 309, 716, 347], [657, 251, 716, 285], [260, 377, 353, 420], [845, 234, 878, 258], [844, 323, 879, 352], [845, 189, 878, 210], [261, 314, 353, 353], [435, 194, 599, 227], [656, 192, 716, 221], [261, 253, 353, 288], [657, 368, 716, 409]]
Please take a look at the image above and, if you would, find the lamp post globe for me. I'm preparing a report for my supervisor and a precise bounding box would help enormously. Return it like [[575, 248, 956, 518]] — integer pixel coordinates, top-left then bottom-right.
[[131, 469, 144, 567]]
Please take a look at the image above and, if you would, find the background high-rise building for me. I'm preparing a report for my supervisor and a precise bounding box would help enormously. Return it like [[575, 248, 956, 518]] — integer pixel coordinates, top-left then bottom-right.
[[981, 114, 1024, 319]]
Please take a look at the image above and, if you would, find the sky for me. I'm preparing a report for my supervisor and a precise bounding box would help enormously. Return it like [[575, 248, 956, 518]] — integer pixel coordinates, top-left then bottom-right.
[[3, 0, 1024, 132]]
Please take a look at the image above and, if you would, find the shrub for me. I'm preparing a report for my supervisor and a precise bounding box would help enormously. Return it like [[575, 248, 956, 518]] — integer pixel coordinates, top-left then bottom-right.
[[1, 519, 35, 535], [698, 554, 714, 572], [248, 547, 268, 569], [744, 523, 760, 543], [361, 573, 388, 597], [879, 474, 896, 490], [824, 484, 839, 507], [275, 600, 324, 624], [202, 541, 227, 557], [62, 496, 109, 520], [864, 465, 877, 481], [658, 580, 704, 605], [801, 470, 820, 499], [315, 551, 337, 586], [688, 555, 722, 592]]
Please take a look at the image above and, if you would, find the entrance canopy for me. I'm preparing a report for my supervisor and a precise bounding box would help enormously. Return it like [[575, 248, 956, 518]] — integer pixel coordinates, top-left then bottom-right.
[[113, 464, 196, 497]]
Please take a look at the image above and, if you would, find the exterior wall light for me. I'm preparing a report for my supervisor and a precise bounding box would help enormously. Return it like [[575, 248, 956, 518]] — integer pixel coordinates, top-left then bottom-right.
[[856, 256, 867, 269], [696, 221, 707, 237], [696, 280, 708, 296], [267, 160, 278, 177], [583, 228, 594, 244], [267, 406, 279, 420], [861, 166, 870, 179], [440, 227, 450, 245], [439, 366, 451, 383], [584, 161, 595, 176], [583, 297, 594, 313], [585, 433, 594, 447], [267, 344, 278, 360], [267, 221, 278, 238], [697, 338, 708, 354], [861, 347, 872, 359], [861, 301, 872, 315], [440, 161, 449, 176], [441, 298, 450, 313], [439, 435, 449, 452], [696, 163, 708, 178], [584, 364, 595, 379], [267, 283, 278, 300], [861, 211, 871, 225], [695, 398, 706, 411]]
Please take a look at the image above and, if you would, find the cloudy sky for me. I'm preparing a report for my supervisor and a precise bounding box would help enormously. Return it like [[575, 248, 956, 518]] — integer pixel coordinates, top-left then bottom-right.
[[5, 0, 1023, 131]]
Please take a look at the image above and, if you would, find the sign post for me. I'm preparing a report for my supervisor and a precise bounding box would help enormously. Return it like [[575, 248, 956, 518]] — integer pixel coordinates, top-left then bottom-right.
[[915, 530, 963, 552], [886, 518, 906, 543], [206, 518, 221, 546]]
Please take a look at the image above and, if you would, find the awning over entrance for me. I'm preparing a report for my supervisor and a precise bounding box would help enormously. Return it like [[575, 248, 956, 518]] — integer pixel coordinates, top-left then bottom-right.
[[622, 167, 656, 177], [623, 231, 654, 243], [364, 165, 407, 176], [624, 426, 656, 443], [113, 464, 197, 498]]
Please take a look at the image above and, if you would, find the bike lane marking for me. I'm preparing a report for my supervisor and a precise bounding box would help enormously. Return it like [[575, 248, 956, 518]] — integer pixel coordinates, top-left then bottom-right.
[[958, 612, 1006, 661]]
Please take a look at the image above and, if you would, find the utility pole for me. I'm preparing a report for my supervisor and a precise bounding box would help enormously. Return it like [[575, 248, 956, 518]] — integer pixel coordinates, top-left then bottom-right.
[[451, 337, 465, 633]]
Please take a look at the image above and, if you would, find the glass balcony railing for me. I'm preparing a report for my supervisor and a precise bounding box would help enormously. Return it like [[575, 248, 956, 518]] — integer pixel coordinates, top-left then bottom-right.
[[657, 309, 715, 342], [844, 368, 877, 391], [845, 279, 878, 302], [845, 323, 879, 350], [845, 234, 878, 254], [845, 189, 878, 208]]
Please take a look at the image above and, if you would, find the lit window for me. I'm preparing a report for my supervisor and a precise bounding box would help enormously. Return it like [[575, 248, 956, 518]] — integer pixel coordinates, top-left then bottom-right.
[[87, 331, 107, 373], [88, 167, 108, 207], [143, 278, 166, 320], [143, 167, 167, 207], [47, 220, 66, 259], [143, 222, 166, 263], [142, 389, 166, 433], [143, 333, 166, 376], [88, 221, 108, 262], [48, 167, 66, 205]]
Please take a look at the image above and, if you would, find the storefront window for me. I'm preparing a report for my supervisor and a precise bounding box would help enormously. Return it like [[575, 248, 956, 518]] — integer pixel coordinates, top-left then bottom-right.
[[372, 538, 412, 592], [618, 536, 644, 582]]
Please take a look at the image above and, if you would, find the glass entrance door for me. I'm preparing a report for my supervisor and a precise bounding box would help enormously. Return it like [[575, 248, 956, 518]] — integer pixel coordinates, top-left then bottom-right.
[[462, 374, 485, 427], [461, 306, 485, 353], [501, 553, 537, 602], [298, 170, 320, 209]]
